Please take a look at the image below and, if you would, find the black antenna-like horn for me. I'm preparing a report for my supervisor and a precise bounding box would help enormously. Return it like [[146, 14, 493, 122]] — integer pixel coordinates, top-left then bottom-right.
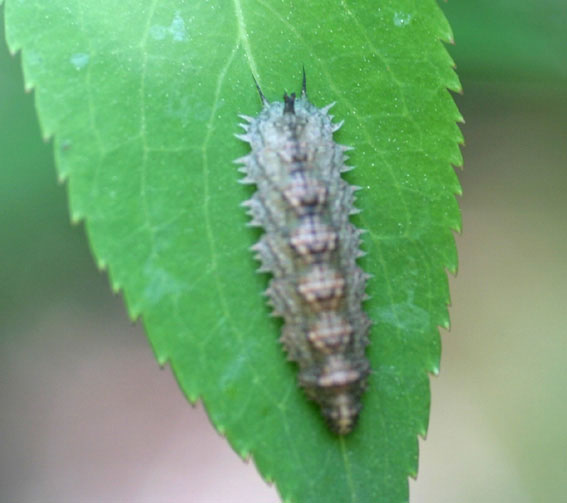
[[252, 74, 269, 106]]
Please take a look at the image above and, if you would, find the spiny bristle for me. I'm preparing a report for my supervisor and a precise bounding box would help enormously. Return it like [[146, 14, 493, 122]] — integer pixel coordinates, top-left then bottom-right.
[[238, 114, 255, 122], [235, 133, 252, 142], [332, 120, 344, 133], [238, 176, 255, 185], [320, 102, 336, 115], [233, 155, 251, 165]]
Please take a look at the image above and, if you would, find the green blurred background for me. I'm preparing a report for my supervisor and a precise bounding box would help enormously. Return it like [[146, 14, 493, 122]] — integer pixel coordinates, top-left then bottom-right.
[[1, 2, 566, 501]]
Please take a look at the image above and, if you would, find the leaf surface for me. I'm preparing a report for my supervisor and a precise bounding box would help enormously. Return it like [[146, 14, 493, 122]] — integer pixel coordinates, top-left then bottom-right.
[[3, 1, 462, 501]]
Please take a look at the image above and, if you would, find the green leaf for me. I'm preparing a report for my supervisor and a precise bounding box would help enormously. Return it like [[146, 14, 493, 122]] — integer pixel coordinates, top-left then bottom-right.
[[3, 1, 462, 501]]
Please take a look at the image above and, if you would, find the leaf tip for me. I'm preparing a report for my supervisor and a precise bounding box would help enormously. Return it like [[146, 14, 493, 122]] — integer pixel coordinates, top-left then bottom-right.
[[95, 256, 107, 271], [70, 212, 83, 225], [188, 393, 199, 403], [156, 354, 169, 367], [439, 316, 451, 331]]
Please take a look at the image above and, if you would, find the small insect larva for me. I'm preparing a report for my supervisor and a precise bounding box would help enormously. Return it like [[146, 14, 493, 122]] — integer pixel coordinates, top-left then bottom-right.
[[236, 72, 371, 434]]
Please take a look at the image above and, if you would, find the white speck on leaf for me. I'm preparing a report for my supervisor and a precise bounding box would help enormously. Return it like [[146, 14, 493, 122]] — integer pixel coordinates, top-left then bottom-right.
[[170, 12, 186, 41], [70, 53, 89, 70], [393, 12, 412, 27], [143, 261, 188, 305], [377, 290, 430, 332], [149, 25, 167, 40], [150, 12, 187, 42]]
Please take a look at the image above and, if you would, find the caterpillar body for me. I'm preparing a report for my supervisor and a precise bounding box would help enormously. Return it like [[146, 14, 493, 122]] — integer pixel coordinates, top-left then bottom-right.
[[236, 75, 371, 434]]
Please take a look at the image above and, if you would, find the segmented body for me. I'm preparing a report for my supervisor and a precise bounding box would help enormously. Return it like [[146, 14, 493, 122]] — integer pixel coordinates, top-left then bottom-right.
[[236, 87, 371, 434]]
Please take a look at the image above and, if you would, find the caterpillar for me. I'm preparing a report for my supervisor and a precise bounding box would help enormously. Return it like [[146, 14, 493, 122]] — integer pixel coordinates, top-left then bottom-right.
[[236, 72, 371, 434]]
